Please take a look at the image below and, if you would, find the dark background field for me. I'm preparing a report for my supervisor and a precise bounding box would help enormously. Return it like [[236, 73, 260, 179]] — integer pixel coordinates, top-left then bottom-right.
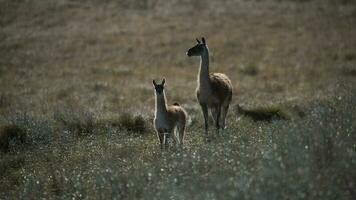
[[1, 0, 356, 199]]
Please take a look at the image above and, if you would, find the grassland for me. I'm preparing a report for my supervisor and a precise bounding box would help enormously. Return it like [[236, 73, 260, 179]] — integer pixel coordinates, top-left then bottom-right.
[[0, 0, 356, 199]]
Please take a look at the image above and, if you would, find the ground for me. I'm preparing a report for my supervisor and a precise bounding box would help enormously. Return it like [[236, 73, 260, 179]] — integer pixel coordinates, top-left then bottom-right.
[[0, 0, 355, 199]]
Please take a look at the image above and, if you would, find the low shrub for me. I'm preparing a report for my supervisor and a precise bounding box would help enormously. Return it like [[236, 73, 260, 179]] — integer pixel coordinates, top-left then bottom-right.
[[2, 112, 53, 150], [0, 124, 25, 152], [54, 107, 96, 137], [235, 104, 294, 121], [99, 113, 150, 135]]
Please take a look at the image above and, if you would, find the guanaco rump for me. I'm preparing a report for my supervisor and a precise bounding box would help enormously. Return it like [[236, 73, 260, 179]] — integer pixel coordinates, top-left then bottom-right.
[[187, 37, 233, 136], [153, 78, 187, 148]]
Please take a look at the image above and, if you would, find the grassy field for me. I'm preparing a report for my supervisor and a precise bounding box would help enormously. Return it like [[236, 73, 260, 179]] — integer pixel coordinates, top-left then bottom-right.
[[1, 0, 356, 199]]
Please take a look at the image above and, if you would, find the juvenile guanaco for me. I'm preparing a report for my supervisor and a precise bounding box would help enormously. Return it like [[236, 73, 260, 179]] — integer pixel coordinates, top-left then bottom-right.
[[153, 78, 187, 148], [187, 37, 233, 136]]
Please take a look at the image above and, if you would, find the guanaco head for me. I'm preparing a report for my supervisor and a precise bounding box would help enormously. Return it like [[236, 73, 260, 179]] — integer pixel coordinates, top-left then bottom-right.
[[153, 78, 166, 95], [186, 37, 207, 57]]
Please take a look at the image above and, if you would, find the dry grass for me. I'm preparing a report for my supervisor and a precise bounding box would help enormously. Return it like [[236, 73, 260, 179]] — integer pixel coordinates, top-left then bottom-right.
[[0, 0, 355, 199], [1, 0, 355, 117]]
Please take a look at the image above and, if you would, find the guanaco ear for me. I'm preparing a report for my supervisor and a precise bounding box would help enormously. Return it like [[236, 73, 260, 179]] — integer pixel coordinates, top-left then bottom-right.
[[202, 37, 206, 45], [162, 78, 166, 85], [153, 80, 157, 86], [196, 38, 201, 44]]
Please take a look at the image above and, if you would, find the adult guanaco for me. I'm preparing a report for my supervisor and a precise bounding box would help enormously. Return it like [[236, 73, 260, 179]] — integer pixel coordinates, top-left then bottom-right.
[[187, 37, 233, 136]]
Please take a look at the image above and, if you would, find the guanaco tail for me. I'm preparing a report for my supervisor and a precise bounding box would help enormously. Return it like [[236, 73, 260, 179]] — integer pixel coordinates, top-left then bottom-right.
[[186, 37, 233, 136], [153, 78, 187, 148]]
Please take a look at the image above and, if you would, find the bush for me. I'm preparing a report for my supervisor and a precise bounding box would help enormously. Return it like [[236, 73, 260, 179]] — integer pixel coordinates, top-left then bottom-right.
[[258, 87, 356, 199], [235, 104, 295, 121], [101, 113, 150, 135], [3, 112, 53, 150], [0, 124, 25, 152], [54, 107, 96, 137]]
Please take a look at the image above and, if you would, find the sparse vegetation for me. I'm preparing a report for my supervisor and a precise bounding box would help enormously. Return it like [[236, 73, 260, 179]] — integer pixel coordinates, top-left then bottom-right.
[[2, 112, 53, 149], [236, 104, 292, 121], [1, 0, 355, 199], [54, 107, 96, 137], [115, 113, 150, 135]]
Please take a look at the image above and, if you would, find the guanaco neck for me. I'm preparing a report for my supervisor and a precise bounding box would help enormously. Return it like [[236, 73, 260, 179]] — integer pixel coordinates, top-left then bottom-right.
[[155, 91, 168, 114], [198, 47, 210, 87]]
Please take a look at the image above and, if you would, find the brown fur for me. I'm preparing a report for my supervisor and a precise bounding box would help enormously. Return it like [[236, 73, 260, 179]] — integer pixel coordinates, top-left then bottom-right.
[[155, 104, 187, 148], [196, 72, 233, 134], [187, 37, 233, 135], [156, 105, 187, 134], [209, 73, 233, 104], [153, 79, 187, 148]]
